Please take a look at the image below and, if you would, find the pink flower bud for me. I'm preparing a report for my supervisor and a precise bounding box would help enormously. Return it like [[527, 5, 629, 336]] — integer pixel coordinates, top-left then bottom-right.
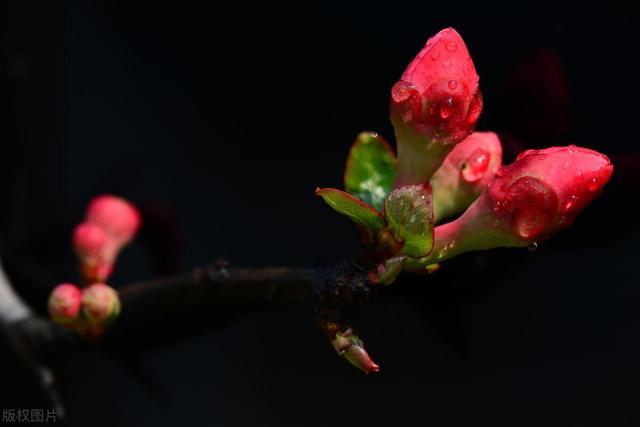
[[48, 283, 83, 325], [82, 283, 121, 325], [344, 344, 380, 375], [86, 195, 141, 249], [405, 145, 613, 270], [73, 222, 107, 254], [72, 222, 114, 282], [329, 325, 380, 374], [483, 146, 613, 241], [391, 28, 482, 186], [432, 132, 503, 221]]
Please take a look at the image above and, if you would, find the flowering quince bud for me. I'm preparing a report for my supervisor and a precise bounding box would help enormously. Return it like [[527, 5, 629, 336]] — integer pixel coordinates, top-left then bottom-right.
[[78, 195, 141, 282], [86, 194, 141, 250], [73, 222, 113, 283], [391, 27, 482, 186], [431, 131, 503, 222], [48, 283, 83, 325], [82, 283, 121, 325], [329, 325, 380, 374], [405, 145, 613, 270]]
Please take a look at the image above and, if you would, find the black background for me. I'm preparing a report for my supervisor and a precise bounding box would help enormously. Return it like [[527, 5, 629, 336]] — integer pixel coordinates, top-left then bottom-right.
[[2, 1, 640, 426]]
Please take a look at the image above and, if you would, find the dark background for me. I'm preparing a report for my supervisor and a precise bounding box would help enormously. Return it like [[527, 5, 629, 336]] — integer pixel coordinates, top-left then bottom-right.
[[1, 1, 640, 426]]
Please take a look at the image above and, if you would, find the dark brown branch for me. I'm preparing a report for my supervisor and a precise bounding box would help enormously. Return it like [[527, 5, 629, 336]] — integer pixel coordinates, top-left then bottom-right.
[[113, 264, 319, 333], [2, 258, 384, 391]]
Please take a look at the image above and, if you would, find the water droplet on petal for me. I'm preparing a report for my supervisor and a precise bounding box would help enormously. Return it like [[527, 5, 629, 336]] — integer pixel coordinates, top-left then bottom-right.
[[564, 195, 578, 211], [448, 80, 458, 90], [443, 60, 452, 68], [562, 162, 570, 170], [445, 41, 457, 52], [461, 148, 490, 182], [528, 242, 539, 252], [439, 96, 454, 119], [588, 177, 599, 191], [431, 50, 440, 61]]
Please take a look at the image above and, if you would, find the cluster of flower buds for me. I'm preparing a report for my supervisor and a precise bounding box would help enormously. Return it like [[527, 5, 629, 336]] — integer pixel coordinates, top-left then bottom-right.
[[48, 282, 121, 338], [73, 195, 141, 283], [317, 27, 614, 373], [48, 194, 140, 338]]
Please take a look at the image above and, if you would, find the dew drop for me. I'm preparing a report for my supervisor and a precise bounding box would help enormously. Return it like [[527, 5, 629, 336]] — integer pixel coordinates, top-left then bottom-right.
[[431, 50, 440, 61], [528, 242, 539, 252], [461, 148, 490, 182], [588, 177, 599, 191], [561, 162, 570, 170], [568, 145, 578, 154], [448, 79, 458, 90], [445, 41, 457, 52], [564, 195, 578, 211], [439, 97, 454, 119], [443, 60, 452, 68]]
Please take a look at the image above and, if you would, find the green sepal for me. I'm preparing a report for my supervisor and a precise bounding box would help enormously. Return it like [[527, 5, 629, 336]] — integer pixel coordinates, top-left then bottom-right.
[[316, 188, 386, 240], [383, 184, 435, 257], [344, 132, 398, 211], [369, 256, 406, 286]]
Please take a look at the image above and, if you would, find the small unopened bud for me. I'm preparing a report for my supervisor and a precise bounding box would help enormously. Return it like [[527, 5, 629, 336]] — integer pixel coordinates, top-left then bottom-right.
[[431, 131, 503, 222], [48, 283, 83, 325], [73, 222, 107, 254], [330, 327, 380, 374], [73, 222, 113, 283], [344, 344, 380, 374], [405, 145, 613, 271], [82, 283, 121, 325], [391, 28, 482, 186], [86, 194, 141, 249]]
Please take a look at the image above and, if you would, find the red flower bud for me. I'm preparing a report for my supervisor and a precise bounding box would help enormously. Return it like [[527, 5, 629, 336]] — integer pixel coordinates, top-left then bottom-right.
[[82, 283, 121, 325], [484, 146, 613, 241], [73, 222, 107, 253], [405, 145, 613, 270], [330, 326, 380, 374], [391, 28, 482, 186], [73, 222, 113, 282], [48, 283, 83, 325], [86, 195, 141, 249], [432, 131, 503, 221]]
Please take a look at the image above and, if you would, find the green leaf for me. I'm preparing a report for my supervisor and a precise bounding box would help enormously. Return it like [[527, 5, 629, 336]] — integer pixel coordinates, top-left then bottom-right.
[[316, 188, 385, 240], [344, 132, 398, 211], [383, 184, 434, 257]]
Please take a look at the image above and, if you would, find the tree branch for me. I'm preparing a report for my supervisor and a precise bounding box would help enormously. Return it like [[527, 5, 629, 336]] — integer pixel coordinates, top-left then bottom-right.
[[113, 263, 318, 333]]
